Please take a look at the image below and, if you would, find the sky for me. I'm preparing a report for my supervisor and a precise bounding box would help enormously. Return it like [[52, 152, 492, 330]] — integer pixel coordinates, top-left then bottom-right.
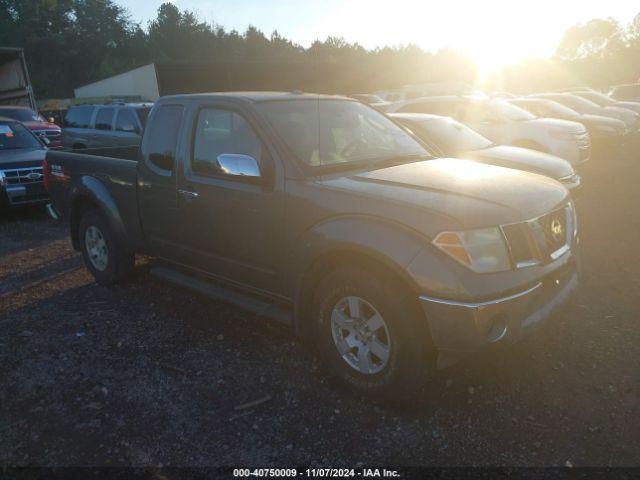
[[118, 0, 639, 74]]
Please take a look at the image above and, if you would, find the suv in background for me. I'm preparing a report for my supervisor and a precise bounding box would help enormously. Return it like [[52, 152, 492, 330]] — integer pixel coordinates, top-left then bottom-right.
[[0, 106, 62, 148], [62, 103, 153, 149]]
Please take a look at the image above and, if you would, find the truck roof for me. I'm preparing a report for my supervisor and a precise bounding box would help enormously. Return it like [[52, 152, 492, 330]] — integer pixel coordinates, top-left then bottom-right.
[[160, 91, 352, 103]]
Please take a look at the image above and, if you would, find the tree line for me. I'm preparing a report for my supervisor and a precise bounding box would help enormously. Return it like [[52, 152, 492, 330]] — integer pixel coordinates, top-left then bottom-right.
[[1, 0, 639, 99]]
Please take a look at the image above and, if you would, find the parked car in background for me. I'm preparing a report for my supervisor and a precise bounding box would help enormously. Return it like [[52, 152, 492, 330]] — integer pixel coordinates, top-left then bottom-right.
[[609, 83, 640, 102], [0, 106, 62, 148], [571, 90, 640, 115], [62, 102, 153, 149], [390, 113, 580, 191], [45, 92, 579, 399], [508, 98, 627, 144], [529, 93, 640, 133], [384, 96, 590, 166], [348, 94, 386, 104], [0, 117, 48, 208], [375, 82, 485, 102]]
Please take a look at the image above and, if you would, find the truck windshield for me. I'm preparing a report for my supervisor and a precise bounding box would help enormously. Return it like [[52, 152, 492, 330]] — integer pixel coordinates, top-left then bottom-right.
[[0, 108, 42, 122], [0, 122, 43, 150], [257, 99, 429, 170], [412, 118, 493, 155]]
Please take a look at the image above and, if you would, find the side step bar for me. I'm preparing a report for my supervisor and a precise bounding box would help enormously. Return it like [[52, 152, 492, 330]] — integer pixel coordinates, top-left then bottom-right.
[[150, 266, 293, 325]]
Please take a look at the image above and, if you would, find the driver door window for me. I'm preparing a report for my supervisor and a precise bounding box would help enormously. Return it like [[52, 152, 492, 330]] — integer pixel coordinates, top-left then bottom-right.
[[192, 108, 262, 177]]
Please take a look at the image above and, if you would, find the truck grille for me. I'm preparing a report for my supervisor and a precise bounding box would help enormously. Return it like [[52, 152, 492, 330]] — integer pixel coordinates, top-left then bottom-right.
[[1, 166, 44, 185], [33, 130, 61, 140], [501, 205, 574, 268]]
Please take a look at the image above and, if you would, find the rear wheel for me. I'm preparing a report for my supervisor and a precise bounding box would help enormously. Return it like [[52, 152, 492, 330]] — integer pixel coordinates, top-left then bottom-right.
[[79, 209, 133, 285], [312, 265, 434, 400]]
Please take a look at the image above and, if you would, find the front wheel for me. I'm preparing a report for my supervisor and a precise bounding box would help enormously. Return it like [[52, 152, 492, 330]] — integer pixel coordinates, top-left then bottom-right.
[[79, 209, 133, 285], [312, 266, 434, 400]]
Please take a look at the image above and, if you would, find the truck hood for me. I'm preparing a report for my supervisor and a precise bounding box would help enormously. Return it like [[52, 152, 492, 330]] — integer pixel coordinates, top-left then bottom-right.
[[319, 158, 569, 230], [0, 148, 47, 168], [463, 145, 573, 180]]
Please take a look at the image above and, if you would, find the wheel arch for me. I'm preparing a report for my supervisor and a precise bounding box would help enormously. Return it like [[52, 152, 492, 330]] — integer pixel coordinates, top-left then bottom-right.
[[68, 176, 131, 251], [289, 215, 431, 340]]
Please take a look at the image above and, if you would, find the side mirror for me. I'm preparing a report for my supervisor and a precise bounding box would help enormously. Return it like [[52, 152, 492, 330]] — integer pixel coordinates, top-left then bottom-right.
[[48, 117, 56, 124], [216, 153, 260, 178]]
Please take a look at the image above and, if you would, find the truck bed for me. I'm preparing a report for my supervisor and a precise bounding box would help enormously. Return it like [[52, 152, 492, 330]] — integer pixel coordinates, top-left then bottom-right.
[[45, 146, 143, 249]]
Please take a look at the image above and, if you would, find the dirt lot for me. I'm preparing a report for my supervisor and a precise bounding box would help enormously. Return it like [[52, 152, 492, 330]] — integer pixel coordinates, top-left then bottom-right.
[[1, 139, 639, 469]]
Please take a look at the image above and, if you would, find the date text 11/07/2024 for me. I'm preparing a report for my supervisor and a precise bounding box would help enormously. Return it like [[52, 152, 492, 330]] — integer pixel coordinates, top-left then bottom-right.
[[232, 468, 401, 477]]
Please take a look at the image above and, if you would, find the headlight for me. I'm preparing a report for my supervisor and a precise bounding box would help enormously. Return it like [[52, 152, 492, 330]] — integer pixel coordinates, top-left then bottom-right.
[[0, 171, 6, 187], [433, 227, 511, 273]]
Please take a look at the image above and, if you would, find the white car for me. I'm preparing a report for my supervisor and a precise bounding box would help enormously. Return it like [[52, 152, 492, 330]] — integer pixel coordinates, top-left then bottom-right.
[[390, 113, 581, 191], [384, 96, 590, 166], [572, 90, 640, 116], [529, 93, 639, 132]]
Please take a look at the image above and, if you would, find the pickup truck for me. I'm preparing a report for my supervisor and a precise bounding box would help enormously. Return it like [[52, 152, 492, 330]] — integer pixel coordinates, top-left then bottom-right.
[[45, 92, 580, 399]]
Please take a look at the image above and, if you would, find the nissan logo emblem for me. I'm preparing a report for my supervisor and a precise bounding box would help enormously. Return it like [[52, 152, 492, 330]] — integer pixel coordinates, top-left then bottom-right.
[[551, 219, 564, 242]]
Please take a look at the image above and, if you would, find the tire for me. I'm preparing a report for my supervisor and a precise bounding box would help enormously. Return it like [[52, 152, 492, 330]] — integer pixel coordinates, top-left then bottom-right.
[[311, 265, 434, 400], [78, 209, 133, 285]]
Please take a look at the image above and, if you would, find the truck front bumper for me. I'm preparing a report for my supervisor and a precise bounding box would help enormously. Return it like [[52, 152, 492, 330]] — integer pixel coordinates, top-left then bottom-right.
[[1, 183, 48, 207], [419, 260, 578, 369]]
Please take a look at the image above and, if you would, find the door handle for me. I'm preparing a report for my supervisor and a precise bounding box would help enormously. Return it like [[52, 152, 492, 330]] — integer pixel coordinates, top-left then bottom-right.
[[178, 189, 199, 201]]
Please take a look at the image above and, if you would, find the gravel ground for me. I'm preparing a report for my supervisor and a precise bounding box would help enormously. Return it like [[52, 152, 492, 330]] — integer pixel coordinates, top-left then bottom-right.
[[1, 138, 639, 469]]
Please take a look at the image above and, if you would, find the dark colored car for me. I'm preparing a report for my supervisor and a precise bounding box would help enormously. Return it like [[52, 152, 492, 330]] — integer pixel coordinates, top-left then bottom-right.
[[62, 103, 153, 150], [45, 93, 579, 399], [390, 113, 580, 191], [509, 98, 627, 143], [0, 106, 62, 149], [0, 117, 48, 208]]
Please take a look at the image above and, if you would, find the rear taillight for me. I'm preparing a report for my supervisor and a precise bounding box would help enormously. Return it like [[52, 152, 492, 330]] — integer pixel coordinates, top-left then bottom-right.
[[42, 157, 49, 191]]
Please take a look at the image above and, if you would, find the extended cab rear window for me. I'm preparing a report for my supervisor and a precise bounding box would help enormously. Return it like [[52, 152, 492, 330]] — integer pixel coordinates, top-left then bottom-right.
[[144, 104, 184, 173]]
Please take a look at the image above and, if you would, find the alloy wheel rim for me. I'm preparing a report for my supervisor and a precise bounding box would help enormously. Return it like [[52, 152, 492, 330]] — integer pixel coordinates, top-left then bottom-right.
[[330, 296, 391, 374], [85, 225, 109, 272]]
